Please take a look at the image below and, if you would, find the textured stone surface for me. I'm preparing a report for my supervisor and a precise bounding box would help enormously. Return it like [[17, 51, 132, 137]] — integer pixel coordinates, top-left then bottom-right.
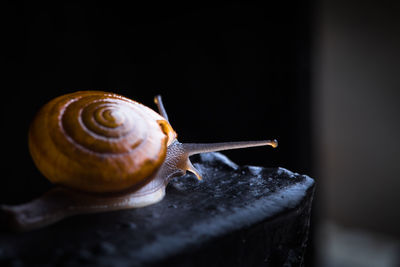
[[0, 152, 315, 267]]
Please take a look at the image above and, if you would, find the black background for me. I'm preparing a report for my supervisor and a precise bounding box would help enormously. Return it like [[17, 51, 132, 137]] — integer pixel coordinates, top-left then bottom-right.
[[3, 1, 313, 207]]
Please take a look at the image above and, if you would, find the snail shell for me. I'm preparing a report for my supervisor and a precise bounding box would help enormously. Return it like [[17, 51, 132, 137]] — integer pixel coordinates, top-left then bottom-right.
[[28, 91, 176, 193]]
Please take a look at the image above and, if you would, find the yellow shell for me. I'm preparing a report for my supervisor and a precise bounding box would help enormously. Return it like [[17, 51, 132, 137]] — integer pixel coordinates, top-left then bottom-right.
[[28, 91, 176, 193]]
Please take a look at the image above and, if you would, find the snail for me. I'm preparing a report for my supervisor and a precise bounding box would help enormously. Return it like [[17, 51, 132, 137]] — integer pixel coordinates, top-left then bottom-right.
[[0, 91, 277, 231]]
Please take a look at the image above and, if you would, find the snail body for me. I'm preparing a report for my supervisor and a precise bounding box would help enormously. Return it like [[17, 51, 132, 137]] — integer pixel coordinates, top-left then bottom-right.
[[0, 91, 277, 231]]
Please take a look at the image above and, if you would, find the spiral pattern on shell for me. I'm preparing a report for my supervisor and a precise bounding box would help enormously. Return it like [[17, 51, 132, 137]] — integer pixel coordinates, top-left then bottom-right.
[[28, 91, 175, 193]]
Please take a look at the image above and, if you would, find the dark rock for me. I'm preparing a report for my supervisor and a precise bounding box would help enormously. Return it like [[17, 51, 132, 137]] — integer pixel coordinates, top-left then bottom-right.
[[0, 152, 315, 267]]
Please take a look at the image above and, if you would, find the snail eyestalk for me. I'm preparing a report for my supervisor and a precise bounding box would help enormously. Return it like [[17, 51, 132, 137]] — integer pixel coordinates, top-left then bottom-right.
[[154, 95, 169, 122], [182, 139, 278, 156]]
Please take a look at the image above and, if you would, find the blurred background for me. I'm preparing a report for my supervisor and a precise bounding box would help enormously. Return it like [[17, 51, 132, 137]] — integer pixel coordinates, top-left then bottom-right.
[[3, 1, 400, 266], [314, 0, 400, 266]]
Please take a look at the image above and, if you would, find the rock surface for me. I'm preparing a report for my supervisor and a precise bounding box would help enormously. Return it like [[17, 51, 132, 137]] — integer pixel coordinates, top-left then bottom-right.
[[0, 152, 315, 267]]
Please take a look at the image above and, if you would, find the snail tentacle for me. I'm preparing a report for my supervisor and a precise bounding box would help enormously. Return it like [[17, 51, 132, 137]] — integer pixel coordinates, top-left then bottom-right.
[[185, 159, 203, 180], [182, 140, 278, 156], [154, 95, 169, 122]]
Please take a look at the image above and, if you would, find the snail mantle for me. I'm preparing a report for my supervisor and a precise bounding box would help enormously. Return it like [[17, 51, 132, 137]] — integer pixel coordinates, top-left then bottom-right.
[[0, 152, 315, 267]]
